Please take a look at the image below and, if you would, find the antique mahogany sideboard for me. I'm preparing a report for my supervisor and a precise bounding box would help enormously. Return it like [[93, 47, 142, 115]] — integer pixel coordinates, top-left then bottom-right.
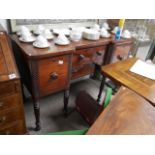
[[11, 34, 133, 131], [0, 26, 27, 134]]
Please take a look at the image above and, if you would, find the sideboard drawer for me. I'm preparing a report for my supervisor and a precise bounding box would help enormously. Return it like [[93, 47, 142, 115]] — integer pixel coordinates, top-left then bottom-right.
[[38, 55, 69, 96], [38, 55, 69, 75], [111, 45, 131, 63], [0, 93, 21, 111], [73, 46, 106, 67], [72, 64, 94, 80]]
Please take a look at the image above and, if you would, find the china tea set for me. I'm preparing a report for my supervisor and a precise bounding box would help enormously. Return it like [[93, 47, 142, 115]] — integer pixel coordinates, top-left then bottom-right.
[[17, 22, 131, 49]]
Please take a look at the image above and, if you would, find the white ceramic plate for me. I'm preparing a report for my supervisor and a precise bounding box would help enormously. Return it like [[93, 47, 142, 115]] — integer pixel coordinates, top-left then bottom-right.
[[19, 37, 36, 43], [33, 42, 50, 48]]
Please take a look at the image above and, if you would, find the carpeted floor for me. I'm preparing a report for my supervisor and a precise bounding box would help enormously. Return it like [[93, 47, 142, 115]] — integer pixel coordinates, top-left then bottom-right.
[[23, 78, 106, 135]]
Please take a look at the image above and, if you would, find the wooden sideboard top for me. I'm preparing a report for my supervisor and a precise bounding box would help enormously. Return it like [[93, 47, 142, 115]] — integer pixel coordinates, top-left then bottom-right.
[[87, 87, 155, 135], [11, 34, 133, 60], [0, 27, 19, 82]]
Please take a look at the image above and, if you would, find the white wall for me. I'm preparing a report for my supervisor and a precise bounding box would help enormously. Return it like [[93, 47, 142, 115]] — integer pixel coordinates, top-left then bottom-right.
[[0, 19, 8, 31]]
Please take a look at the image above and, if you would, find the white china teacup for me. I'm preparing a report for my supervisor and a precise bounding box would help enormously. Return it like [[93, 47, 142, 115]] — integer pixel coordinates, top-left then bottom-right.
[[56, 33, 69, 44], [70, 30, 82, 42], [92, 24, 100, 31], [122, 30, 131, 38], [41, 29, 53, 39], [102, 22, 110, 30], [35, 25, 45, 35], [18, 26, 30, 36], [112, 26, 119, 34], [100, 27, 109, 37], [35, 35, 48, 47]]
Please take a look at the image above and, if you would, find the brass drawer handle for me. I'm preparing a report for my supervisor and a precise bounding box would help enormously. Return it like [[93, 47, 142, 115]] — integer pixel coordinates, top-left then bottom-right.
[[0, 102, 4, 107], [79, 54, 85, 60], [0, 116, 6, 123], [96, 51, 102, 56], [117, 55, 124, 61], [50, 72, 58, 80]]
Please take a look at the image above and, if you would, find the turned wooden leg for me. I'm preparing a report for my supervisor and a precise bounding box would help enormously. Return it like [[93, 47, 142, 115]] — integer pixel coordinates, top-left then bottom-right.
[[97, 76, 106, 103], [64, 89, 70, 115], [32, 97, 41, 131]]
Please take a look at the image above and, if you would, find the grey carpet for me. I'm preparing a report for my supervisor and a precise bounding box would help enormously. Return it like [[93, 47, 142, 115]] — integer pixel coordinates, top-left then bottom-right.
[[23, 78, 106, 135]]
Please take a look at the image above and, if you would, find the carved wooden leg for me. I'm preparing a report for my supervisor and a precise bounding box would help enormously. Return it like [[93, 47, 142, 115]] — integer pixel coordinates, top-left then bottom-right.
[[64, 89, 70, 115], [32, 97, 41, 131], [97, 76, 106, 103]]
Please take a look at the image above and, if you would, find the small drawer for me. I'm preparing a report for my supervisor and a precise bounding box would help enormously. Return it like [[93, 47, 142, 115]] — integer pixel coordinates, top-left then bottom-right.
[[0, 121, 26, 135], [73, 46, 106, 67], [39, 73, 68, 96], [38, 55, 69, 75], [72, 64, 94, 80], [0, 81, 18, 98], [0, 93, 21, 111], [0, 107, 24, 127], [111, 45, 131, 63]]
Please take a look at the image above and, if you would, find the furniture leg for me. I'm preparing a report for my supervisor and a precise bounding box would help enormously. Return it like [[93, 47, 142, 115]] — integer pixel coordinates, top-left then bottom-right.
[[97, 76, 106, 103], [64, 89, 70, 115], [32, 97, 41, 131]]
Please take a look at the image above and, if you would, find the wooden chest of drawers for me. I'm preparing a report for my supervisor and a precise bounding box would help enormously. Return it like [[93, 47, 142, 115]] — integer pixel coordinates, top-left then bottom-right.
[[0, 25, 26, 134]]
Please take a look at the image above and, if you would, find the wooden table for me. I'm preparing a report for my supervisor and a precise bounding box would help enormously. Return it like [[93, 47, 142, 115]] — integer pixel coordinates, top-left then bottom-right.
[[97, 58, 155, 106], [87, 87, 155, 134]]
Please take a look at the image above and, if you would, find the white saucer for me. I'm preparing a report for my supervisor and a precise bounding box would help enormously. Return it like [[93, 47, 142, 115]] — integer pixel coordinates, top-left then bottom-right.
[[54, 40, 70, 45], [19, 36, 36, 43], [33, 42, 50, 48]]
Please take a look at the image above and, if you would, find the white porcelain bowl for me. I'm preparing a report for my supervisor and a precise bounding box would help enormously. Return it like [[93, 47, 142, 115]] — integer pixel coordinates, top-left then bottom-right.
[[53, 28, 70, 36], [70, 30, 82, 42], [83, 29, 100, 40]]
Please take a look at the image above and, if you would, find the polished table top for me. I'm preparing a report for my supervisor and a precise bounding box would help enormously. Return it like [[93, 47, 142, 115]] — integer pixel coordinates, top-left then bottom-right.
[[11, 35, 133, 59], [101, 57, 155, 106], [87, 87, 155, 135]]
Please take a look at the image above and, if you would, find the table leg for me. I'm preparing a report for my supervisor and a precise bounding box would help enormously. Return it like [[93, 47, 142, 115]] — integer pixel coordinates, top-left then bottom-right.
[[64, 89, 70, 115], [97, 76, 106, 103], [32, 97, 41, 131]]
